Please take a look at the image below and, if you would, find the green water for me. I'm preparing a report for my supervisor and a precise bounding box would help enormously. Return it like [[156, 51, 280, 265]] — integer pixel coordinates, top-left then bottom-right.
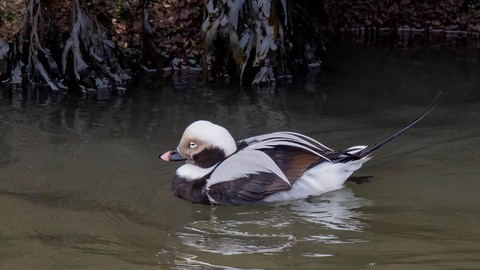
[[0, 44, 479, 269]]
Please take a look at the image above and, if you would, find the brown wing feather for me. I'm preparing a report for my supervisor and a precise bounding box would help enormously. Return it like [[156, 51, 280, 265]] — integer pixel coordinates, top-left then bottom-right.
[[263, 146, 323, 185]]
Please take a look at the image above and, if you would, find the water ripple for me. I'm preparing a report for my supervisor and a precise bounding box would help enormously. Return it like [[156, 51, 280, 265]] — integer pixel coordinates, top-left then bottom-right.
[[177, 188, 370, 257]]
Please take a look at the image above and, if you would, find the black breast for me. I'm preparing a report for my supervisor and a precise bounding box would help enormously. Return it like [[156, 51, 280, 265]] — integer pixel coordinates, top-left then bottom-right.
[[171, 174, 210, 205]]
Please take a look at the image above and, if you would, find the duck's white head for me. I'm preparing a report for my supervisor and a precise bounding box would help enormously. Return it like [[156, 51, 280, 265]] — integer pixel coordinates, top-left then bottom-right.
[[160, 120, 237, 168]]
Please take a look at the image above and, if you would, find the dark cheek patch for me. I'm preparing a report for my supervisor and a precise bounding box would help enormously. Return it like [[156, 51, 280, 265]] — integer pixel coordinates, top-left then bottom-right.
[[192, 148, 225, 168]]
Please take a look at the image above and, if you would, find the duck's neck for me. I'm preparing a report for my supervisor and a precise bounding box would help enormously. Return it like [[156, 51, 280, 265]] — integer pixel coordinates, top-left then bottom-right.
[[176, 164, 217, 181]]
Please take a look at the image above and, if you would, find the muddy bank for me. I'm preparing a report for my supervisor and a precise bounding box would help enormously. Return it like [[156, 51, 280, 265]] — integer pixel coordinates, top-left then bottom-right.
[[3, 0, 480, 66], [0, 0, 206, 64], [0, 0, 26, 43], [0, 0, 327, 97], [325, 0, 480, 33], [3, 0, 480, 103]]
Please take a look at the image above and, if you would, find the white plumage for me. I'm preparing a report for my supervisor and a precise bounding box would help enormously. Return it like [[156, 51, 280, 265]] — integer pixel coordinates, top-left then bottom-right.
[[263, 158, 370, 202], [207, 149, 290, 190]]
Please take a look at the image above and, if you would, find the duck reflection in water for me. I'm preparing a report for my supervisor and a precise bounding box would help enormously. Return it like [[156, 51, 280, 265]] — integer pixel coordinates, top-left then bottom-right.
[[176, 187, 370, 257]]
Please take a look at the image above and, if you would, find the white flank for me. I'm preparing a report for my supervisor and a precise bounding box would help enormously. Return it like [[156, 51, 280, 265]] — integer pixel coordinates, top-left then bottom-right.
[[183, 121, 237, 157], [206, 149, 289, 189], [263, 158, 371, 202], [176, 164, 217, 181]]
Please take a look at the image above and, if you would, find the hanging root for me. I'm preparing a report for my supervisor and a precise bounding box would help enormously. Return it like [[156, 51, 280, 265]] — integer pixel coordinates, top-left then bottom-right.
[[62, 0, 130, 98], [140, 2, 164, 79], [4, 0, 130, 99], [202, 0, 287, 84], [23, 0, 61, 91], [201, 0, 327, 86]]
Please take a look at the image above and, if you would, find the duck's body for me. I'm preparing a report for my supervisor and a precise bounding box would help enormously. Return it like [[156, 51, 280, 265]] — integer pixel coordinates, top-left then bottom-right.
[[161, 100, 437, 206]]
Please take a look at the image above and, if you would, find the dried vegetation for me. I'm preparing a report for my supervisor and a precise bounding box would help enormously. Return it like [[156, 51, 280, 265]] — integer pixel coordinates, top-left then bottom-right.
[[0, 0, 328, 100], [201, 0, 326, 85]]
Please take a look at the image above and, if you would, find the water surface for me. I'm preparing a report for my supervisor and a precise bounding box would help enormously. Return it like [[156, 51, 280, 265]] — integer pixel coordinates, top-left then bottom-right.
[[1, 44, 480, 269]]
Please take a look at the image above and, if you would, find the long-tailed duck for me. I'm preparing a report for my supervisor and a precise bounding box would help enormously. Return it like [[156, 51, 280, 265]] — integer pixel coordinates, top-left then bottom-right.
[[160, 99, 438, 206]]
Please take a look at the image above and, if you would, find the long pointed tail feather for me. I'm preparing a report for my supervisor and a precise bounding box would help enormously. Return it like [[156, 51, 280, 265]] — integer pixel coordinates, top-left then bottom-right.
[[354, 93, 441, 159]]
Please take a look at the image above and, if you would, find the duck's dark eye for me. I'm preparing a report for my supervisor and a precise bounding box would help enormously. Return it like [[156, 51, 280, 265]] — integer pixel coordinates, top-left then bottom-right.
[[189, 142, 197, 148]]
